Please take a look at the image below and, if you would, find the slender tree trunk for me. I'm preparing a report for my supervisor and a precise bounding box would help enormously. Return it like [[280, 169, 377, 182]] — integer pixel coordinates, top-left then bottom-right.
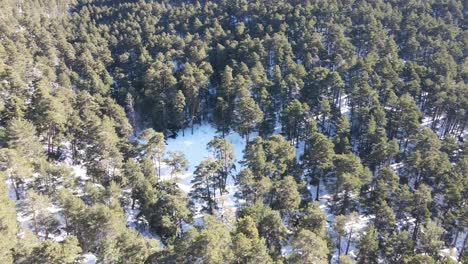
[[64, 216, 69, 235], [33, 211, 38, 235], [316, 179, 320, 201], [453, 230, 459, 247], [206, 177, 213, 215], [158, 157, 161, 178], [345, 228, 353, 255], [47, 133, 51, 157], [246, 128, 250, 144], [191, 120, 194, 134], [338, 235, 342, 256], [459, 233, 467, 262], [457, 120, 465, 137], [10, 175, 20, 200], [412, 220, 420, 241], [221, 110, 225, 138]]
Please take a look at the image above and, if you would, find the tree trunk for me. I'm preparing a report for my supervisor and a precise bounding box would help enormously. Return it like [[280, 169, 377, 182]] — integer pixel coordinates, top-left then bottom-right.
[[345, 228, 353, 255], [412, 220, 420, 241], [315, 179, 320, 201], [64, 216, 69, 235], [33, 211, 38, 235], [459, 233, 467, 262], [47, 132, 52, 157], [10, 175, 20, 200], [337, 235, 342, 256], [191, 116, 194, 135], [453, 230, 459, 247], [246, 128, 250, 144], [158, 157, 161, 178]]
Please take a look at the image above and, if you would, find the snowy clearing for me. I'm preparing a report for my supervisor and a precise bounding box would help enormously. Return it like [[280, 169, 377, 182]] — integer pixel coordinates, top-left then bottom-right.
[[160, 123, 247, 215]]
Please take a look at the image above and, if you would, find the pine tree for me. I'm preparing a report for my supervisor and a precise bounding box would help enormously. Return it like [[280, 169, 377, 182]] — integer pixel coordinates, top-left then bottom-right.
[[302, 131, 335, 201], [141, 157, 157, 180], [36, 162, 75, 196], [143, 61, 177, 130], [219, 65, 235, 105], [164, 151, 188, 179], [411, 184, 432, 241], [237, 169, 272, 206], [373, 200, 396, 234], [318, 97, 331, 133], [357, 225, 379, 264], [57, 189, 87, 236], [418, 220, 445, 258], [23, 190, 60, 239], [281, 99, 310, 145], [297, 202, 328, 238], [240, 202, 288, 257], [172, 90, 186, 132], [2, 96, 27, 121], [26, 236, 82, 264], [333, 212, 359, 256], [234, 94, 263, 143], [262, 135, 296, 179], [115, 229, 159, 263], [287, 229, 329, 264], [257, 87, 276, 137], [85, 116, 123, 184], [242, 137, 268, 177], [207, 137, 236, 193], [0, 0, 466, 261], [176, 215, 233, 263], [123, 158, 145, 209], [333, 154, 372, 213], [6, 118, 44, 164], [125, 93, 136, 134], [30, 79, 67, 157], [148, 181, 191, 241], [0, 181, 17, 263], [139, 128, 165, 178], [382, 231, 414, 263], [232, 216, 272, 264], [257, 206, 288, 257], [395, 93, 422, 142], [339, 255, 357, 264], [189, 159, 220, 214], [272, 176, 301, 215], [0, 148, 33, 200], [371, 166, 399, 208], [180, 62, 212, 134], [333, 116, 352, 154], [406, 254, 436, 264], [214, 97, 229, 137]]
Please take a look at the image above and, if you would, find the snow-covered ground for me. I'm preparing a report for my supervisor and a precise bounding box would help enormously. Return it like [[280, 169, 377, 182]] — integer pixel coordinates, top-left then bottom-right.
[[307, 177, 372, 262], [82, 253, 97, 264], [159, 123, 247, 220]]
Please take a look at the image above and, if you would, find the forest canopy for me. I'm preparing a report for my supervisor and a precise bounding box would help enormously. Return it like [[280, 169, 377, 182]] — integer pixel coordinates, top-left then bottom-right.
[[0, 0, 466, 263]]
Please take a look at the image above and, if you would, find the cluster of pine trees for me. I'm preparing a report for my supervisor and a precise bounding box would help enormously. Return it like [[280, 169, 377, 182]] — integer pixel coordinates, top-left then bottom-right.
[[0, 0, 466, 263]]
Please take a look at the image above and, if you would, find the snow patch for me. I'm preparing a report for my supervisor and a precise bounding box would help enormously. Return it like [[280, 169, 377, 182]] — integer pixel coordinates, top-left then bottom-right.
[[82, 253, 97, 264], [161, 123, 247, 214]]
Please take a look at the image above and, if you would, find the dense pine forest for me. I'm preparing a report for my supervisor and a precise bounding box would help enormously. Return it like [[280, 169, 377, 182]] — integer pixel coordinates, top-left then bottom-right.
[[0, 0, 466, 263]]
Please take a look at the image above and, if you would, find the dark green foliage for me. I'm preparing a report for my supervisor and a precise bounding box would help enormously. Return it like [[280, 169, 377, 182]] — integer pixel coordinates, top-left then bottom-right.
[[0, 181, 17, 263], [189, 159, 220, 215], [0, 0, 465, 262]]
